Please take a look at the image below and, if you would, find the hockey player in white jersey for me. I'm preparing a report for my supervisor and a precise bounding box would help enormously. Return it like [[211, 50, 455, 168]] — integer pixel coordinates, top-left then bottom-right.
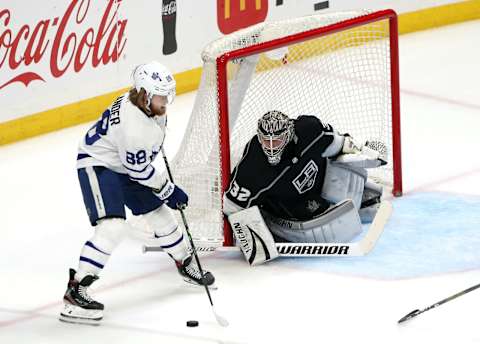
[[60, 62, 215, 325]]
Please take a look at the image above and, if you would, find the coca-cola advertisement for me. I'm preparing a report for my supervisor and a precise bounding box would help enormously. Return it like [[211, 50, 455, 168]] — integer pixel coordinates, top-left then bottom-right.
[[0, 0, 128, 120], [0, 0, 127, 89], [162, 0, 177, 55]]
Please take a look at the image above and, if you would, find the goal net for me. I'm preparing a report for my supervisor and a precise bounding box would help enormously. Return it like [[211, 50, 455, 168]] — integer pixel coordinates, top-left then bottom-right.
[[167, 9, 401, 247]]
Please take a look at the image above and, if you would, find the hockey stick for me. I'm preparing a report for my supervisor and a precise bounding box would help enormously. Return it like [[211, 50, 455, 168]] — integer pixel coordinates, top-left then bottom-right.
[[143, 245, 217, 253], [398, 282, 480, 324], [160, 148, 229, 327], [143, 200, 392, 257]]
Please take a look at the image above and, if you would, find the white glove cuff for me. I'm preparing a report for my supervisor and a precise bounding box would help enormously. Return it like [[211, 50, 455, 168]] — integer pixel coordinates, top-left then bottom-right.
[[156, 180, 175, 200]]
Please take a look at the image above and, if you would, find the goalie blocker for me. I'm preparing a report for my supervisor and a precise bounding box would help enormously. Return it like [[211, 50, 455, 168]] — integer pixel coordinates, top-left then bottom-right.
[[228, 200, 392, 265]]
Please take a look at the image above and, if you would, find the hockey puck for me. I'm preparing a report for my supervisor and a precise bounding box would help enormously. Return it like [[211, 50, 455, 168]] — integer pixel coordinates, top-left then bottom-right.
[[186, 320, 199, 327]]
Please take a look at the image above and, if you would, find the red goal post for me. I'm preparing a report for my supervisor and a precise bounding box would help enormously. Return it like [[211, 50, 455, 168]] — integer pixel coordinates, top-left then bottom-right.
[[216, 10, 402, 246]]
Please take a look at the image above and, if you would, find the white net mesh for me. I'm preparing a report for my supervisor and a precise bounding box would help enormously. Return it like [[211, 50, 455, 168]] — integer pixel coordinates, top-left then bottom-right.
[[168, 10, 398, 246]]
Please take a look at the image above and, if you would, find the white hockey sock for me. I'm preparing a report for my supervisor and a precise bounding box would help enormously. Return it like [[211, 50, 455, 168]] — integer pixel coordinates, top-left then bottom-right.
[[75, 218, 127, 281], [76, 240, 111, 281], [153, 226, 188, 262]]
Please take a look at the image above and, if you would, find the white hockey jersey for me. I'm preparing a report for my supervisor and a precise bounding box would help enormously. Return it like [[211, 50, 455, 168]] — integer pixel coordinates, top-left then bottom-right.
[[77, 92, 167, 189]]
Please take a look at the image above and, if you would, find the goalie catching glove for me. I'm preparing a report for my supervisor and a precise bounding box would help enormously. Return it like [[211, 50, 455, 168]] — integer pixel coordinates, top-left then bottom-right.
[[340, 135, 387, 168], [153, 180, 188, 210]]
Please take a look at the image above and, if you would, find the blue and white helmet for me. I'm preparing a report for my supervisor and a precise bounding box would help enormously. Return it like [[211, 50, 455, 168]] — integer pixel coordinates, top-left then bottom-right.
[[132, 61, 176, 107]]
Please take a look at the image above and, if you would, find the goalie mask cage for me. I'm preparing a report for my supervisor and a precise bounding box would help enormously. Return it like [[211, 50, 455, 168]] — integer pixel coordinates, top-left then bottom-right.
[[168, 9, 401, 247]]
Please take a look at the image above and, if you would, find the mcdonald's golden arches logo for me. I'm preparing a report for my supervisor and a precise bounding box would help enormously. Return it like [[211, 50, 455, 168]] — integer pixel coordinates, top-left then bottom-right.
[[217, 0, 268, 34]]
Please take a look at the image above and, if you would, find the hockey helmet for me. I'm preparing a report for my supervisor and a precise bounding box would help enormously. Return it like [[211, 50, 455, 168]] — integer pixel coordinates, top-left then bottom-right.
[[132, 61, 176, 108], [257, 110, 294, 165]]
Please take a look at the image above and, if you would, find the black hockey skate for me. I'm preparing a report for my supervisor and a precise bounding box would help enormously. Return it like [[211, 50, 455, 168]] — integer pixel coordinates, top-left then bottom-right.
[[59, 269, 104, 325], [359, 181, 383, 223], [176, 255, 216, 288]]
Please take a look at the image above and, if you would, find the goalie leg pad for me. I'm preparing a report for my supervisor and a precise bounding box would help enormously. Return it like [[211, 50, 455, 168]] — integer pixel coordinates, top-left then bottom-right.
[[228, 206, 279, 266], [321, 161, 367, 210], [263, 199, 362, 243]]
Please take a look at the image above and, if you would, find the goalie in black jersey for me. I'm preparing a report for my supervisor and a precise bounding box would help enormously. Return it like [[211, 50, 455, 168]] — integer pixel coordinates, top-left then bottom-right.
[[223, 110, 387, 265]]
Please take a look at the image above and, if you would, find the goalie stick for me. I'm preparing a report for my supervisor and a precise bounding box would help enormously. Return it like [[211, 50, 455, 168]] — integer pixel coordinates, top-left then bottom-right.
[[276, 200, 392, 256], [144, 200, 392, 257]]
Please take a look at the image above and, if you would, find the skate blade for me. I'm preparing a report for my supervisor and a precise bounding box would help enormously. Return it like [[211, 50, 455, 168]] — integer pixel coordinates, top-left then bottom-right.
[[59, 314, 102, 326], [59, 303, 103, 325], [183, 278, 218, 290]]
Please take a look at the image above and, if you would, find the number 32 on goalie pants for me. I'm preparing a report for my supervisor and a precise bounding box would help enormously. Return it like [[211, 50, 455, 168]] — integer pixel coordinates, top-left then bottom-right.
[[229, 181, 251, 202]]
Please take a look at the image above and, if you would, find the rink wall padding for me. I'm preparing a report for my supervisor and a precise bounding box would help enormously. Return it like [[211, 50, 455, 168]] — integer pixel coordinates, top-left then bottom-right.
[[398, 0, 480, 34], [1, 1, 479, 146], [0, 68, 202, 146]]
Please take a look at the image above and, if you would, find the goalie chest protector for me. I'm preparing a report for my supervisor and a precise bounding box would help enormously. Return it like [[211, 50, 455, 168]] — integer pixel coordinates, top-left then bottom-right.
[[226, 115, 336, 221]]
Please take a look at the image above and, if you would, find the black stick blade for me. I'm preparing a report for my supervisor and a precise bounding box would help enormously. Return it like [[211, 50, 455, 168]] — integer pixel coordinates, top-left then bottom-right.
[[398, 309, 421, 324]]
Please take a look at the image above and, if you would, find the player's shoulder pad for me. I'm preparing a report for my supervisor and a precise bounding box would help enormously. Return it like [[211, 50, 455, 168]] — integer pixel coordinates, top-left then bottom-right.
[[118, 107, 156, 148], [240, 135, 261, 159], [295, 115, 332, 135], [111, 92, 129, 113]]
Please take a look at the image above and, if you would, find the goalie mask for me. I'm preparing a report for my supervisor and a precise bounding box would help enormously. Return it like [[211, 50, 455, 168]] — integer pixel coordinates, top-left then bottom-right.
[[257, 111, 294, 165]]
